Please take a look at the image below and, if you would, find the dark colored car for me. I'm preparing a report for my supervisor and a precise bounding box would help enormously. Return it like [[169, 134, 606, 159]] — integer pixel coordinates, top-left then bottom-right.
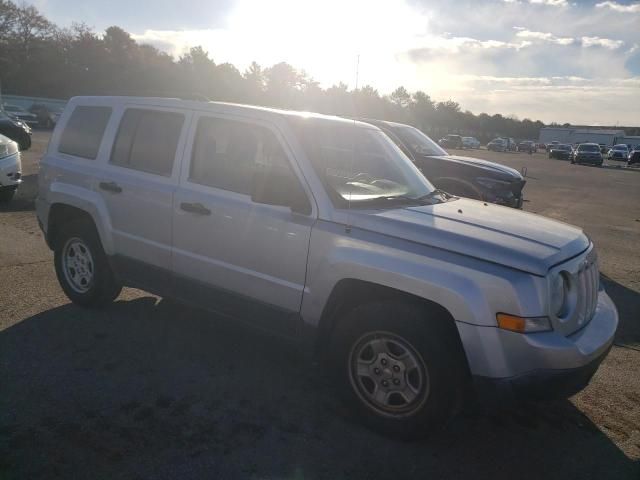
[[438, 134, 464, 149], [548, 144, 573, 160], [628, 149, 640, 166], [571, 143, 603, 166], [0, 112, 31, 150], [29, 103, 63, 129], [3, 104, 39, 127], [517, 140, 536, 153], [363, 119, 526, 208]]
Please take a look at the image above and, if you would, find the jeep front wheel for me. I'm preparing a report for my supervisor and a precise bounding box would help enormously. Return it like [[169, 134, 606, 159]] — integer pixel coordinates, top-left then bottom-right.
[[331, 301, 467, 439]]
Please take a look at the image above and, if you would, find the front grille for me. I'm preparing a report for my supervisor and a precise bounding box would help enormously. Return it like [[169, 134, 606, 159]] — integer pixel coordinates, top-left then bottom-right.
[[575, 252, 599, 329]]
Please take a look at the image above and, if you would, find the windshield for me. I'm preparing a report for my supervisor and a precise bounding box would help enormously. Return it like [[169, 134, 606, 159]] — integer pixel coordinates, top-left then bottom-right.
[[389, 125, 448, 156], [558, 145, 572, 151], [291, 119, 435, 208], [4, 105, 22, 112], [612, 145, 627, 150], [578, 144, 599, 152]]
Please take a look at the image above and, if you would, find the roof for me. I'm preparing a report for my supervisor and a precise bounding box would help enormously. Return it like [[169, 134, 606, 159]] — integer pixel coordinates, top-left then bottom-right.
[[67, 96, 373, 129], [540, 126, 625, 135]]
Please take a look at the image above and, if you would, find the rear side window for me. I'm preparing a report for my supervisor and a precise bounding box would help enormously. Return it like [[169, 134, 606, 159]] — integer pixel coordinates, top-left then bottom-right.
[[58, 106, 112, 159], [189, 117, 290, 194], [110, 108, 184, 176]]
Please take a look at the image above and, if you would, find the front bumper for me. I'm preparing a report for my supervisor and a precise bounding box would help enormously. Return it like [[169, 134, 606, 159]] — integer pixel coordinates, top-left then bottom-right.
[[457, 289, 618, 398], [0, 153, 22, 189], [575, 155, 602, 164]]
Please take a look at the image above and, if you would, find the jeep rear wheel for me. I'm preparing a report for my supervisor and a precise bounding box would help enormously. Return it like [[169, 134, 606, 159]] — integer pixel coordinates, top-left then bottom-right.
[[54, 219, 121, 307], [331, 301, 467, 439]]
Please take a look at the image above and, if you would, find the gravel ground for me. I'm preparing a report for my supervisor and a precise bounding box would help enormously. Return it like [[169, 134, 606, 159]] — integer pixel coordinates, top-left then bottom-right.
[[1, 133, 638, 479]]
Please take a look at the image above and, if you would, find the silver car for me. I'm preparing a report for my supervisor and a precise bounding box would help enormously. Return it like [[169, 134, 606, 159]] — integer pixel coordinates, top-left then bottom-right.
[[36, 97, 618, 438]]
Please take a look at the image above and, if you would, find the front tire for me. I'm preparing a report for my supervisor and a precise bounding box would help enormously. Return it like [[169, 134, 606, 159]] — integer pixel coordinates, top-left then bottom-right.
[[54, 219, 122, 307], [331, 301, 467, 439]]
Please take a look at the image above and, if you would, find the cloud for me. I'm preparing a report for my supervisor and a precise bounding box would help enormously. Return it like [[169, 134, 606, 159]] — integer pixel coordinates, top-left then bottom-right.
[[504, 0, 568, 5], [529, 0, 568, 5], [514, 29, 575, 45], [581, 36, 625, 49], [595, 1, 640, 13]]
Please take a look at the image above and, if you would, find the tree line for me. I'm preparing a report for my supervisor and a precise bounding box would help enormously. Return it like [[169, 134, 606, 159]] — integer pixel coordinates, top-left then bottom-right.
[[2, 1, 636, 140]]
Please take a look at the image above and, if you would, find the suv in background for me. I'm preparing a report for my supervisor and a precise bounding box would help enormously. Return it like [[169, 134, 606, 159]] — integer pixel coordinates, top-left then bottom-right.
[[548, 144, 573, 160], [572, 143, 603, 166], [362, 119, 525, 208], [438, 134, 463, 149], [37, 97, 618, 438], [517, 140, 537, 153]]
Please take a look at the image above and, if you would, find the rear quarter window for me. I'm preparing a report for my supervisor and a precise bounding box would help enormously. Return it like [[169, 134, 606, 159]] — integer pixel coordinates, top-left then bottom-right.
[[58, 106, 112, 159]]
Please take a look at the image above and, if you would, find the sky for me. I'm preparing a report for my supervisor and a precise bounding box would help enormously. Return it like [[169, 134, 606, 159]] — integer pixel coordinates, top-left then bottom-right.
[[33, 0, 640, 125]]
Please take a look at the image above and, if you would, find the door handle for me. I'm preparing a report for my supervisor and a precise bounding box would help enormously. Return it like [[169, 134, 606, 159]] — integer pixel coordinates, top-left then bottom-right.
[[99, 181, 122, 193], [180, 202, 211, 215]]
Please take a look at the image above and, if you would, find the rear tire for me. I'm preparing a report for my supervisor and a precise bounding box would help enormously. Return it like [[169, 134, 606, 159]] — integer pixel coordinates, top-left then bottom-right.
[[53, 219, 122, 307], [330, 301, 468, 439]]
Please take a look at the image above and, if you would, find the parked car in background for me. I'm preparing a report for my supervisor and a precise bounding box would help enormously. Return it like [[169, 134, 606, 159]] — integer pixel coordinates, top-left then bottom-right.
[[462, 136, 481, 149], [29, 103, 63, 129], [364, 119, 525, 208], [37, 96, 617, 438], [572, 143, 603, 166], [0, 133, 22, 202], [548, 144, 573, 160], [438, 134, 464, 149], [487, 137, 513, 152], [2, 104, 39, 127], [607, 144, 629, 161], [628, 149, 640, 166], [0, 112, 31, 150], [546, 141, 560, 152], [517, 140, 537, 153]]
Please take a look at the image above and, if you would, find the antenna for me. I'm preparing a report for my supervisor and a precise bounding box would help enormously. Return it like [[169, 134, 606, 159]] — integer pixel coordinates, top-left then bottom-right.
[[346, 54, 360, 233]]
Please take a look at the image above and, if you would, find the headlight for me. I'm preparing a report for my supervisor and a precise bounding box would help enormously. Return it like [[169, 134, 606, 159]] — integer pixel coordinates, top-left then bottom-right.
[[475, 177, 512, 189], [550, 271, 578, 319], [497, 313, 551, 333], [0, 138, 18, 159]]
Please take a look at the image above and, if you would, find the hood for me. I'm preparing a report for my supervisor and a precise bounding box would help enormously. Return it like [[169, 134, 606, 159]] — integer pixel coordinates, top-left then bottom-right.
[[350, 198, 589, 276], [421, 154, 522, 179]]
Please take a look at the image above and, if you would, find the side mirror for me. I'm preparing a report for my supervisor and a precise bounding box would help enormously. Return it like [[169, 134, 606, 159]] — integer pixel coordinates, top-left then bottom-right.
[[251, 166, 311, 215]]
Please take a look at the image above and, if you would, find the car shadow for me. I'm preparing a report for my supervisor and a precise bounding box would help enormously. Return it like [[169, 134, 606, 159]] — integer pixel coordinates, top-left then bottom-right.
[[601, 274, 640, 346], [1, 297, 637, 479], [0, 173, 37, 212]]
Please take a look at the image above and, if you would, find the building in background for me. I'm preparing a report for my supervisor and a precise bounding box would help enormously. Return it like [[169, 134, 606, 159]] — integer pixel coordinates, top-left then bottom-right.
[[539, 127, 625, 147]]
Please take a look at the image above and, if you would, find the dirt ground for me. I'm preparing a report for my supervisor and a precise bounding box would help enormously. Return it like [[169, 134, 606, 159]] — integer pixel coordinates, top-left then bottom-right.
[[1, 132, 638, 479]]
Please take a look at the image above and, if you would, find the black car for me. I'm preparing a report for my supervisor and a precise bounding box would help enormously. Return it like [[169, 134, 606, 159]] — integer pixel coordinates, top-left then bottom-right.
[[363, 119, 526, 208], [438, 134, 464, 149], [548, 143, 573, 160], [628, 149, 640, 166], [0, 112, 31, 150], [571, 143, 603, 166]]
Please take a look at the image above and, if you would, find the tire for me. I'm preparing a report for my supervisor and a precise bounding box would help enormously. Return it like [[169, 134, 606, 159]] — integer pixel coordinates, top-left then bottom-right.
[[330, 300, 468, 439], [53, 219, 122, 307], [0, 188, 15, 203]]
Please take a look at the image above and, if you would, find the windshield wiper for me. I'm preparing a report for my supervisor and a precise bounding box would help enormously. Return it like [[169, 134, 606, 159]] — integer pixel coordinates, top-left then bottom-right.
[[415, 189, 453, 202]]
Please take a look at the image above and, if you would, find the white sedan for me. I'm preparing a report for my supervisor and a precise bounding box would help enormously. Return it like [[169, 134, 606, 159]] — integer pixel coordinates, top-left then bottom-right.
[[0, 134, 22, 202]]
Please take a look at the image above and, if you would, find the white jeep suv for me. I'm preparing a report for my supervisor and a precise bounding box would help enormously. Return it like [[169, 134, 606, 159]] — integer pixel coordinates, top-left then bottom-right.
[[36, 97, 618, 438]]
